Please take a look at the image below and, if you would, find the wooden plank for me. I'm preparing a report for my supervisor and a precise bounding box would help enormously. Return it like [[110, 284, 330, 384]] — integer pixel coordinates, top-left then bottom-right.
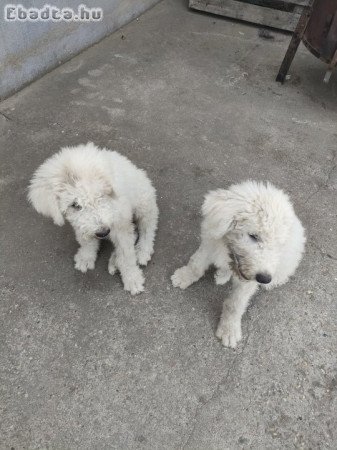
[[276, 0, 308, 5], [189, 0, 301, 31], [224, 0, 309, 6], [245, 0, 309, 5]]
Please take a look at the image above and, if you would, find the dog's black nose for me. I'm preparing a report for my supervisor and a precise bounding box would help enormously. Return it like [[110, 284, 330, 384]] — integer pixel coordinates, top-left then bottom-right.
[[95, 227, 110, 239], [256, 273, 272, 284]]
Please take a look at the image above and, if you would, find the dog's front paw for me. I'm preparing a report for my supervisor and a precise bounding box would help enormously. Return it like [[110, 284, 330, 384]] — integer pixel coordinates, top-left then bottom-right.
[[122, 268, 145, 295], [216, 318, 242, 348], [74, 251, 95, 273], [171, 266, 195, 290], [214, 269, 231, 285], [136, 244, 153, 267]]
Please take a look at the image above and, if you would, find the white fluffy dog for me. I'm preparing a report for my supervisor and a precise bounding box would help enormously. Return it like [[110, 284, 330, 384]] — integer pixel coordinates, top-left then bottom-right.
[[172, 181, 305, 348], [28, 142, 158, 295]]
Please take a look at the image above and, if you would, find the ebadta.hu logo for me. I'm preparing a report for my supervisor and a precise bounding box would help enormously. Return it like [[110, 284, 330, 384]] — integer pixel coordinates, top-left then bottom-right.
[[4, 4, 103, 22]]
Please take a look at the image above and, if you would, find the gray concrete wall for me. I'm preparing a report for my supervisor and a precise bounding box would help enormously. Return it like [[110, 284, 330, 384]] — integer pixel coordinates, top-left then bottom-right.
[[0, 0, 160, 99]]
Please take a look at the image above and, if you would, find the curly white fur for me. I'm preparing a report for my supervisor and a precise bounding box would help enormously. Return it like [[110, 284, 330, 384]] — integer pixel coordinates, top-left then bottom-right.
[[172, 181, 306, 348], [28, 142, 158, 295]]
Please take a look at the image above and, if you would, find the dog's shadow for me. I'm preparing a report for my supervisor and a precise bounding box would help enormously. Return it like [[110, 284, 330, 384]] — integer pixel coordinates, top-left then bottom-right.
[[71, 239, 121, 293], [186, 268, 261, 348], [96, 238, 119, 274], [183, 266, 232, 332]]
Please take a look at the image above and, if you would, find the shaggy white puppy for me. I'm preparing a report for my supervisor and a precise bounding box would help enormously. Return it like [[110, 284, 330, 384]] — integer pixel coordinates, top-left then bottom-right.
[[28, 142, 158, 295], [172, 181, 305, 348]]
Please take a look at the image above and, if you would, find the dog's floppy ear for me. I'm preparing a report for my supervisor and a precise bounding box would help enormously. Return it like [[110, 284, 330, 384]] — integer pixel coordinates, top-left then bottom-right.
[[28, 160, 65, 226], [96, 172, 115, 198], [202, 189, 240, 239], [102, 181, 115, 197]]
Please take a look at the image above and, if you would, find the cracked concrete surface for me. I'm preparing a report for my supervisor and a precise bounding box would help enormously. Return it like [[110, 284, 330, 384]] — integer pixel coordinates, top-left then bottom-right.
[[0, 0, 336, 448]]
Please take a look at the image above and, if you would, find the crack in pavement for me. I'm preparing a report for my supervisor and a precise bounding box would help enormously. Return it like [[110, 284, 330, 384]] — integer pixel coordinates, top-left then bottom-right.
[[326, 149, 337, 185], [181, 328, 252, 449], [0, 111, 12, 121], [310, 241, 337, 262], [181, 352, 239, 449], [304, 149, 337, 204], [304, 186, 322, 205]]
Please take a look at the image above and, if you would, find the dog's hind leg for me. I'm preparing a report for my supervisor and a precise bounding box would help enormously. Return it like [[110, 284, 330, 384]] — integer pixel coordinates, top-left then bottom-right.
[[216, 277, 257, 348], [74, 237, 100, 273], [135, 198, 159, 266], [171, 239, 214, 290]]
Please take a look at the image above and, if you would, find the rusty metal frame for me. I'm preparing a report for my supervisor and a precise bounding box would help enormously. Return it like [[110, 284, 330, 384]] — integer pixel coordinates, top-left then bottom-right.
[[276, 0, 315, 83]]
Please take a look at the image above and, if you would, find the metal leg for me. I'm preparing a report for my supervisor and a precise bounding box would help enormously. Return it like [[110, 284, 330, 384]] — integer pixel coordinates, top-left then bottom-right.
[[323, 48, 337, 83], [323, 69, 332, 83], [276, 0, 315, 83]]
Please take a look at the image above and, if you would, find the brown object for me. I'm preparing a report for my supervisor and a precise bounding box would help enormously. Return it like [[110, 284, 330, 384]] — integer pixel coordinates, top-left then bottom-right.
[[277, 0, 337, 82], [189, 0, 310, 32]]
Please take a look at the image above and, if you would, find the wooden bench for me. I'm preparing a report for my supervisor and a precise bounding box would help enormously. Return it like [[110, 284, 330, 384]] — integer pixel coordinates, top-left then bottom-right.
[[189, 0, 310, 32]]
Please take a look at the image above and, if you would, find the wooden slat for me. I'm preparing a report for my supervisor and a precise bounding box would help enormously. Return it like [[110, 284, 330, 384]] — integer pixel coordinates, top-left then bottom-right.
[[277, 0, 308, 5], [224, 0, 309, 5], [189, 0, 302, 32], [246, 0, 309, 4]]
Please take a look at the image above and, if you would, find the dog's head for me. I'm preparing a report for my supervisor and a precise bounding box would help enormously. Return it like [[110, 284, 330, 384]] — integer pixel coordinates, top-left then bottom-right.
[[28, 144, 116, 240], [202, 181, 297, 285]]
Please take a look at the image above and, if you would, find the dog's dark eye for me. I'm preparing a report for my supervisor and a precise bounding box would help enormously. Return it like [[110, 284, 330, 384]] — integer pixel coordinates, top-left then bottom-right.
[[248, 233, 259, 242], [71, 201, 82, 210]]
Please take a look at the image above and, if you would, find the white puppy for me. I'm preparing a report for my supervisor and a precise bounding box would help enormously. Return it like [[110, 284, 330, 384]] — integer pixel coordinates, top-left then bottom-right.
[[172, 181, 305, 348], [28, 142, 158, 295]]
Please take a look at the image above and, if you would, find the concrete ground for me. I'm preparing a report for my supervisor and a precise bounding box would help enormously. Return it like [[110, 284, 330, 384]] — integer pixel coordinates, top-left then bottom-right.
[[1, 0, 336, 448]]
